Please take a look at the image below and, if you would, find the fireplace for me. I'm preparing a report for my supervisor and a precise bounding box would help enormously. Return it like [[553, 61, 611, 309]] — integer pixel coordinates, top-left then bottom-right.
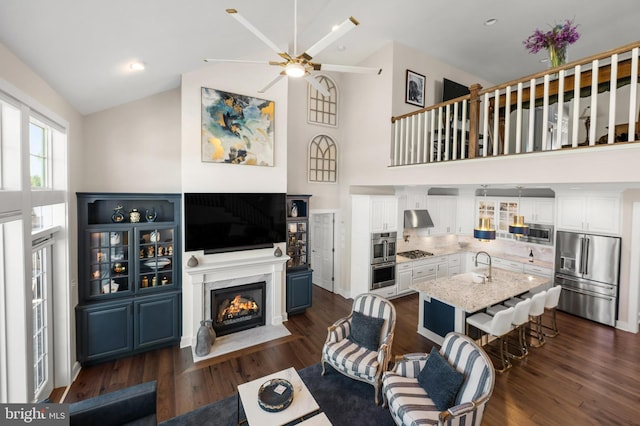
[[211, 281, 266, 336]]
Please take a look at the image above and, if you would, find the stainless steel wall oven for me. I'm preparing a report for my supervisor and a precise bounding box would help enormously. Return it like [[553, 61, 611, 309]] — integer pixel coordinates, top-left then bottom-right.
[[370, 232, 397, 289]]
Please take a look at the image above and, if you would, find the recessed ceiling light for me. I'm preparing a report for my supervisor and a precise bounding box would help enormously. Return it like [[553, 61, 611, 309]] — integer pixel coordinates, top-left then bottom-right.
[[540, 58, 549, 63], [331, 24, 340, 32], [484, 18, 498, 26], [129, 61, 146, 71]]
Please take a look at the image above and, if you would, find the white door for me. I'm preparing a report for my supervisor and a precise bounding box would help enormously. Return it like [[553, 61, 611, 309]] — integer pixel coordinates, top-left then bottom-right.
[[310, 213, 334, 292]]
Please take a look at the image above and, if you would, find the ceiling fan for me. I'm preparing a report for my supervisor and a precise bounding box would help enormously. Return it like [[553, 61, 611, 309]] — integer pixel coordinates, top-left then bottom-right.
[[204, 0, 382, 96]]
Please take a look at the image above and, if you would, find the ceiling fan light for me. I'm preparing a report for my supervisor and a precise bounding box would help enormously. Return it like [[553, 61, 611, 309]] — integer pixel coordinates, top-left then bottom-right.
[[285, 63, 305, 77]]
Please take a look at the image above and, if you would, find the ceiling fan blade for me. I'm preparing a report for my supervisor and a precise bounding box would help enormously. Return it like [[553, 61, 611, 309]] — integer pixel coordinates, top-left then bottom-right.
[[258, 74, 285, 93], [299, 17, 359, 60], [314, 63, 382, 75], [204, 58, 271, 64], [226, 8, 285, 57], [305, 75, 330, 97]]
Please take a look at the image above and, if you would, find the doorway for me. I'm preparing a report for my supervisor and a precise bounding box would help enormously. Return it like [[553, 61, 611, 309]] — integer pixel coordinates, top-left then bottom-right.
[[310, 212, 335, 293]]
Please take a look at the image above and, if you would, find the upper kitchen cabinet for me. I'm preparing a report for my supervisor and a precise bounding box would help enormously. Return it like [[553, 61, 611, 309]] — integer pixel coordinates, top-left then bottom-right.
[[556, 192, 621, 235], [519, 198, 554, 224], [369, 196, 399, 232], [404, 189, 428, 209], [427, 196, 457, 235], [456, 193, 475, 235]]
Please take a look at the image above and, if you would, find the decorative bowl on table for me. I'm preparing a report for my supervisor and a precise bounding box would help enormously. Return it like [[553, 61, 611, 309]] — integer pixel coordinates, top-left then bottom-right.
[[143, 257, 171, 270], [257, 378, 294, 412]]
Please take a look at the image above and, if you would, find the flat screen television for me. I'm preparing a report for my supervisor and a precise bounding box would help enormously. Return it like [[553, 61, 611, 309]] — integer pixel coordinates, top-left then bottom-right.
[[184, 193, 286, 254], [442, 78, 470, 102]]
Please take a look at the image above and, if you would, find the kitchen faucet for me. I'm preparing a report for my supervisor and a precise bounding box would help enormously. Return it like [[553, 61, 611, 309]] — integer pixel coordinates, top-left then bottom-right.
[[475, 251, 492, 282]]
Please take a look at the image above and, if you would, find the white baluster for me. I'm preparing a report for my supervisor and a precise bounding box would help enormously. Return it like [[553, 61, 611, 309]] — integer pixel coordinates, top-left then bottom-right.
[[589, 59, 599, 146], [607, 54, 618, 144]]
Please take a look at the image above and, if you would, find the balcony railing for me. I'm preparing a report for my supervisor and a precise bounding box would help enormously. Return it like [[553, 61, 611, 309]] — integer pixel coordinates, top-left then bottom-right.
[[391, 41, 640, 166]]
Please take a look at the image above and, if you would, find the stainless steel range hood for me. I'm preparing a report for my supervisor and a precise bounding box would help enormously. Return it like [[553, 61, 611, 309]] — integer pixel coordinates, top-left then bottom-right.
[[404, 209, 434, 229]]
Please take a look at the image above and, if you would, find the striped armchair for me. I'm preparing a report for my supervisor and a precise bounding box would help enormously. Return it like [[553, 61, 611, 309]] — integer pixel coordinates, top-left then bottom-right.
[[382, 333, 495, 426], [321, 293, 396, 405]]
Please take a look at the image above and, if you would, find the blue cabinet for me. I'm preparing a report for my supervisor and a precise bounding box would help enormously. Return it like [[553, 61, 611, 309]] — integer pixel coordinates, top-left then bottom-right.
[[287, 269, 313, 314], [76, 193, 182, 365], [423, 298, 455, 338]]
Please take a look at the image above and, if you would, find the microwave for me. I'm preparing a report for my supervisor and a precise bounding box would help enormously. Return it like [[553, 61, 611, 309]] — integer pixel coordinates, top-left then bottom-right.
[[523, 223, 554, 246]]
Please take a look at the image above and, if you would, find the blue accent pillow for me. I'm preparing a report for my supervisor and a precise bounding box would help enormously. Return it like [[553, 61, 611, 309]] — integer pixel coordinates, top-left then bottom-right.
[[348, 311, 385, 351], [417, 347, 465, 411]]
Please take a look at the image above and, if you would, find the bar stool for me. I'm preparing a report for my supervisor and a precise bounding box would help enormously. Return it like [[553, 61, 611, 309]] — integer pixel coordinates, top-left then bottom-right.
[[527, 291, 547, 347], [542, 286, 562, 337], [466, 306, 515, 372], [487, 298, 532, 359]]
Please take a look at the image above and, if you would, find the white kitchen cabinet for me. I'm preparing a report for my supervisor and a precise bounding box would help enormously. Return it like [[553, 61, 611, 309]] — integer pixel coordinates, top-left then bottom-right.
[[404, 190, 428, 209], [350, 195, 399, 299], [456, 194, 475, 234], [370, 196, 399, 232], [556, 193, 621, 235], [447, 254, 461, 276], [427, 196, 457, 235], [523, 263, 553, 278], [519, 198, 555, 224], [397, 262, 414, 295], [370, 284, 398, 299], [492, 257, 524, 273]]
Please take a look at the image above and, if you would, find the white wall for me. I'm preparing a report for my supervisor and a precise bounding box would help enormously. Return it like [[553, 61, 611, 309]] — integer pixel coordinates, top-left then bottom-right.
[[179, 62, 289, 343], [82, 89, 181, 192]]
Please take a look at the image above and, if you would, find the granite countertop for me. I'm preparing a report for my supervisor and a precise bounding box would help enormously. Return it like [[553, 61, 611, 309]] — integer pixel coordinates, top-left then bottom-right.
[[410, 267, 550, 313], [397, 247, 554, 270]]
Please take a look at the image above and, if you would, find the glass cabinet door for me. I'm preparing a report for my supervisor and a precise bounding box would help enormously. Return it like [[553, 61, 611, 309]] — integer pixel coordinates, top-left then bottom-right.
[[136, 226, 176, 291], [87, 230, 130, 297], [287, 220, 308, 269]]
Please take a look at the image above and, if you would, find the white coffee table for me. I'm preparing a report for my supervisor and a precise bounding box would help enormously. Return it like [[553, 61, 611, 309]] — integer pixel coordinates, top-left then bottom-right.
[[237, 367, 320, 425]]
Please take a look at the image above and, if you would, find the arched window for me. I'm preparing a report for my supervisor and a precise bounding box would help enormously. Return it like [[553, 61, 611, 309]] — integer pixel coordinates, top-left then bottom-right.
[[308, 134, 338, 183], [307, 75, 338, 127]]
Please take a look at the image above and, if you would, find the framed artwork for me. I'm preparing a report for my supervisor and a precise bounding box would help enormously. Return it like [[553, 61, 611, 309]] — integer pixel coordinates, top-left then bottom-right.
[[201, 87, 275, 166], [405, 70, 425, 107]]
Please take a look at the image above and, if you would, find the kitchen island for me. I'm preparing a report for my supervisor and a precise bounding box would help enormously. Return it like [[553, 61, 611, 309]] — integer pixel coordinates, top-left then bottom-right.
[[411, 268, 551, 345]]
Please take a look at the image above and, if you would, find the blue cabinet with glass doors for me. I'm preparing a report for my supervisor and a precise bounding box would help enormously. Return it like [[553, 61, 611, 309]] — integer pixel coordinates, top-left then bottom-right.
[[76, 193, 182, 365]]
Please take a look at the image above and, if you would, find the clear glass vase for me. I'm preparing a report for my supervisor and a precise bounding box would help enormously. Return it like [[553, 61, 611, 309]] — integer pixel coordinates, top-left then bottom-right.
[[548, 45, 567, 68]]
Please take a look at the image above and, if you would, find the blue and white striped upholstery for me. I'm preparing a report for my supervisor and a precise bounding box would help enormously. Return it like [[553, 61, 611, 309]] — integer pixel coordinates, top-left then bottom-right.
[[382, 333, 495, 426], [321, 293, 396, 405]]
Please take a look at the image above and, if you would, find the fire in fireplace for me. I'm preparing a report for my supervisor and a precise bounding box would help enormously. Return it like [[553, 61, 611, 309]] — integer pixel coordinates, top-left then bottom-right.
[[211, 281, 266, 336]]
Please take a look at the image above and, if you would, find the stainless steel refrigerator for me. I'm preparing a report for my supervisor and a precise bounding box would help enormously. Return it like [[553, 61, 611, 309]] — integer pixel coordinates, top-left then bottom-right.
[[554, 230, 621, 326]]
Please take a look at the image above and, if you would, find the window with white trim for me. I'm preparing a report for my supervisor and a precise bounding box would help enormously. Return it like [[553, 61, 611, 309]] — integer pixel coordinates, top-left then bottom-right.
[[307, 75, 338, 127], [308, 134, 337, 183], [0, 81, 68, 403]]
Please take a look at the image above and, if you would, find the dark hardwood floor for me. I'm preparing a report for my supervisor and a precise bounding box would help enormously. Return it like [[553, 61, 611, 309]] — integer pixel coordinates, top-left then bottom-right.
[[59, 286, 640, 425]]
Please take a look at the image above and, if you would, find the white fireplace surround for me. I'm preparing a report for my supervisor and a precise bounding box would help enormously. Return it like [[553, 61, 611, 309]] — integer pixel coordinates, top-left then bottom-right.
[[184, 253, 289, 359]]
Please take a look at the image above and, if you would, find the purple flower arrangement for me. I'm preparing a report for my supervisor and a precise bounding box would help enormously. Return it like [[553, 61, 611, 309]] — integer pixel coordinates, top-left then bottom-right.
[[523, 19, 580, 54]]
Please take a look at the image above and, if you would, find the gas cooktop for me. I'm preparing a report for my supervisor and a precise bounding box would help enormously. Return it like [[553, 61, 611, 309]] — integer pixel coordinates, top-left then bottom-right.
[[397, 250, 435, 259]]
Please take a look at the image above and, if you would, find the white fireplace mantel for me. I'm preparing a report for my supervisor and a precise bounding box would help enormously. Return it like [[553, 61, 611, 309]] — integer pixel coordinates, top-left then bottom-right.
[[182, 254, 289, 351]]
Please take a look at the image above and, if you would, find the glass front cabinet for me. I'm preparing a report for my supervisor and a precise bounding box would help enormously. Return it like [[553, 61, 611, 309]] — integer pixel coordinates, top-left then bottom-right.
[[76, 193, 182, 365]]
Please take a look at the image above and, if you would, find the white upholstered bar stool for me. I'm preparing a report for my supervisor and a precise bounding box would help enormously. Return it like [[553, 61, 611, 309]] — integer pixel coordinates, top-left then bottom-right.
[[527, 291, 547, 347], [542, 286, 562, 337], [486, 298, 532, 359], [466, 307, 515, 372]]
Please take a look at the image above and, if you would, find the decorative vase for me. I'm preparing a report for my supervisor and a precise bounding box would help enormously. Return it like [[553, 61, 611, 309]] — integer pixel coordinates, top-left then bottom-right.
[[547, 45, 566, 68], [145, 208, 157, 222], [111, 205, 125, 223], [274, 246, 283, 257], [195, 320, 216, 357], [129, 208, 141, 223], [290, 203, 298, 218], [187, 255, 199, 267]]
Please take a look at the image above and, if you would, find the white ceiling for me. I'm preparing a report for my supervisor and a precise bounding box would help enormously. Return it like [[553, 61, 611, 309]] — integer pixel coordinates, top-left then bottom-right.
[[0, 0, 638, 115]]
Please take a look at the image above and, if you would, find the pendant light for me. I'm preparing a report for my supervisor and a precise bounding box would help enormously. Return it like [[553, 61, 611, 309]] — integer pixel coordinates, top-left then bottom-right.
[[509, 187, 529, 237], [474, 185, 496, 241]]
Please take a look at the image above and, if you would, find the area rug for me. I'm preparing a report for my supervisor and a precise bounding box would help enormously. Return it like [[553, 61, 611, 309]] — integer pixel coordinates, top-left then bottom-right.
[[161, 363, 395, 425]]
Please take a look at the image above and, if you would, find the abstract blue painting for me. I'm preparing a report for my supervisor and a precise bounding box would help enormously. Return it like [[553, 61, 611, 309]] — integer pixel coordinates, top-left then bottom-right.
[[201, 87, 275, 166]]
